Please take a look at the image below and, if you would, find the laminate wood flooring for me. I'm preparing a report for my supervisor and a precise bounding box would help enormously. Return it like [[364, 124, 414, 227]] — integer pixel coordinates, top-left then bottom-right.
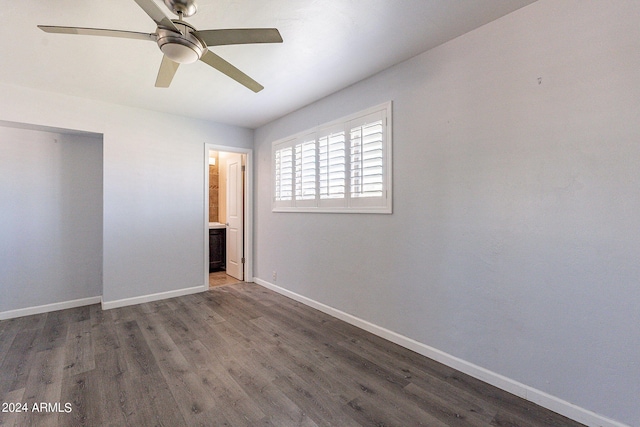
[[0, 283, 585, 426]]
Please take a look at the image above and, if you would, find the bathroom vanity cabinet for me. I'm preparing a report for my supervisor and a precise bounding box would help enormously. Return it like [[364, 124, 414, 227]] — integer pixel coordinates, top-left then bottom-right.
[[209, 227, 226, 271]]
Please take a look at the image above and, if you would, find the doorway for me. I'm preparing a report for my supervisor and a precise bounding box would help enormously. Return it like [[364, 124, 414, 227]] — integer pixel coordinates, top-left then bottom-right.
[[204, 145, 253, 290]]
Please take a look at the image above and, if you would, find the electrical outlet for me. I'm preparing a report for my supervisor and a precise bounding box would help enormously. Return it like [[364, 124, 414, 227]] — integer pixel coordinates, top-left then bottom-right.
[[272, 271, 277, 281]]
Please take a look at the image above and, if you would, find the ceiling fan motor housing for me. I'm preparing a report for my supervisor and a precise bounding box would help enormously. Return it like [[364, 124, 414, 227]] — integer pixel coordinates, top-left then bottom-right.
[[157, 21, 205, 64], [163, 0, 197, 17]]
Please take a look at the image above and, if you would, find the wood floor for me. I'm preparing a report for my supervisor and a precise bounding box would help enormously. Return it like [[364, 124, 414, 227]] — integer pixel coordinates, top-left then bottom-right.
[[0, 283, 585, 427], [209, 271, 241, 288]]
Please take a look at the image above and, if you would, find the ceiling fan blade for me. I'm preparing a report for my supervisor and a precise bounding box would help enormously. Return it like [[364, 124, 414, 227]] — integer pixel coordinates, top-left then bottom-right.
[[155, 55, 180, 88], [194, 28, 283, 47], [199, 51, 264, 92], [38, 25, 156, 41], [133, 0, 180, 33]]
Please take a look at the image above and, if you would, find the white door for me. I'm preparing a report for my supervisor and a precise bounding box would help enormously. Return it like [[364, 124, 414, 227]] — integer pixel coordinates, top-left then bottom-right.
[[225, 153, 244, 280]]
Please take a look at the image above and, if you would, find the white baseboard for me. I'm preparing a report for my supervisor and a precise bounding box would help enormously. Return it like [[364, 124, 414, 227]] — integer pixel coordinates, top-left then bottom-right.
[[0, 296, 102, 320], [101, 285, 203, 310], [254, 278, 628, 427]]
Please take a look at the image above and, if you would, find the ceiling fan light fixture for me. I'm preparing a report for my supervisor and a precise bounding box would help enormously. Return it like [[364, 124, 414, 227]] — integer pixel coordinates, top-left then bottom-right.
[[160, 42, 199, 63], [156, 23, 205, 64]]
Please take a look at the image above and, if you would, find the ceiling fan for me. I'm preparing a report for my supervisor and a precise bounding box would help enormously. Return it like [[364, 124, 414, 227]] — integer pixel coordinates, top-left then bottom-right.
[[38, 0, 282, 92]]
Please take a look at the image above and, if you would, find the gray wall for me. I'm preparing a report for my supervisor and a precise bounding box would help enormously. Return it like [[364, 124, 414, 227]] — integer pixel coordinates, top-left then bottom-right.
[[254, 1, 640, 425], [0, 83, 253, 308], [0, 126, 103, 312]]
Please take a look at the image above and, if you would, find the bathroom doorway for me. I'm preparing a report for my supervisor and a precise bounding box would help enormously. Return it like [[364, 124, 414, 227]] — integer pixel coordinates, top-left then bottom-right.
[[204, 145, 253, 290]]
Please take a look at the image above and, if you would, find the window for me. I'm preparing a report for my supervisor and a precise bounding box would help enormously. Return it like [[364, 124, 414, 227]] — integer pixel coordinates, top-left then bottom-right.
[[272, 102, 392, 213]]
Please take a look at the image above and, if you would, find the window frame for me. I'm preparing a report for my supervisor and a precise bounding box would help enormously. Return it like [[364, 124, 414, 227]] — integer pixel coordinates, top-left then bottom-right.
[[272, 101, 392, 214]]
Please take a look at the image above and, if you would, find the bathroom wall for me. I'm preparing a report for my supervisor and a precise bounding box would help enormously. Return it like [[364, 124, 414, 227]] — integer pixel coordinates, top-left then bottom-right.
[[218, 152, 228, 224], [209, 151, 219, 223]]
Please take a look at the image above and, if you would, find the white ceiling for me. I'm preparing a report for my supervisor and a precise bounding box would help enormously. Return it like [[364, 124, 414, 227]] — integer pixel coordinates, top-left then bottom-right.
[[0, 0, 536, 129]]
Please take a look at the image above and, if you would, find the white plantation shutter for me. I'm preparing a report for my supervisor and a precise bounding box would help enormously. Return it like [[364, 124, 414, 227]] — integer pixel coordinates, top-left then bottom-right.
[[350, 115, 384, 199], [348, 109, 389, 210], [273, 142, 294, 208], [294, 137, 317, 204], [272, 102, 391, 213], [318, 128, 346, 204]]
